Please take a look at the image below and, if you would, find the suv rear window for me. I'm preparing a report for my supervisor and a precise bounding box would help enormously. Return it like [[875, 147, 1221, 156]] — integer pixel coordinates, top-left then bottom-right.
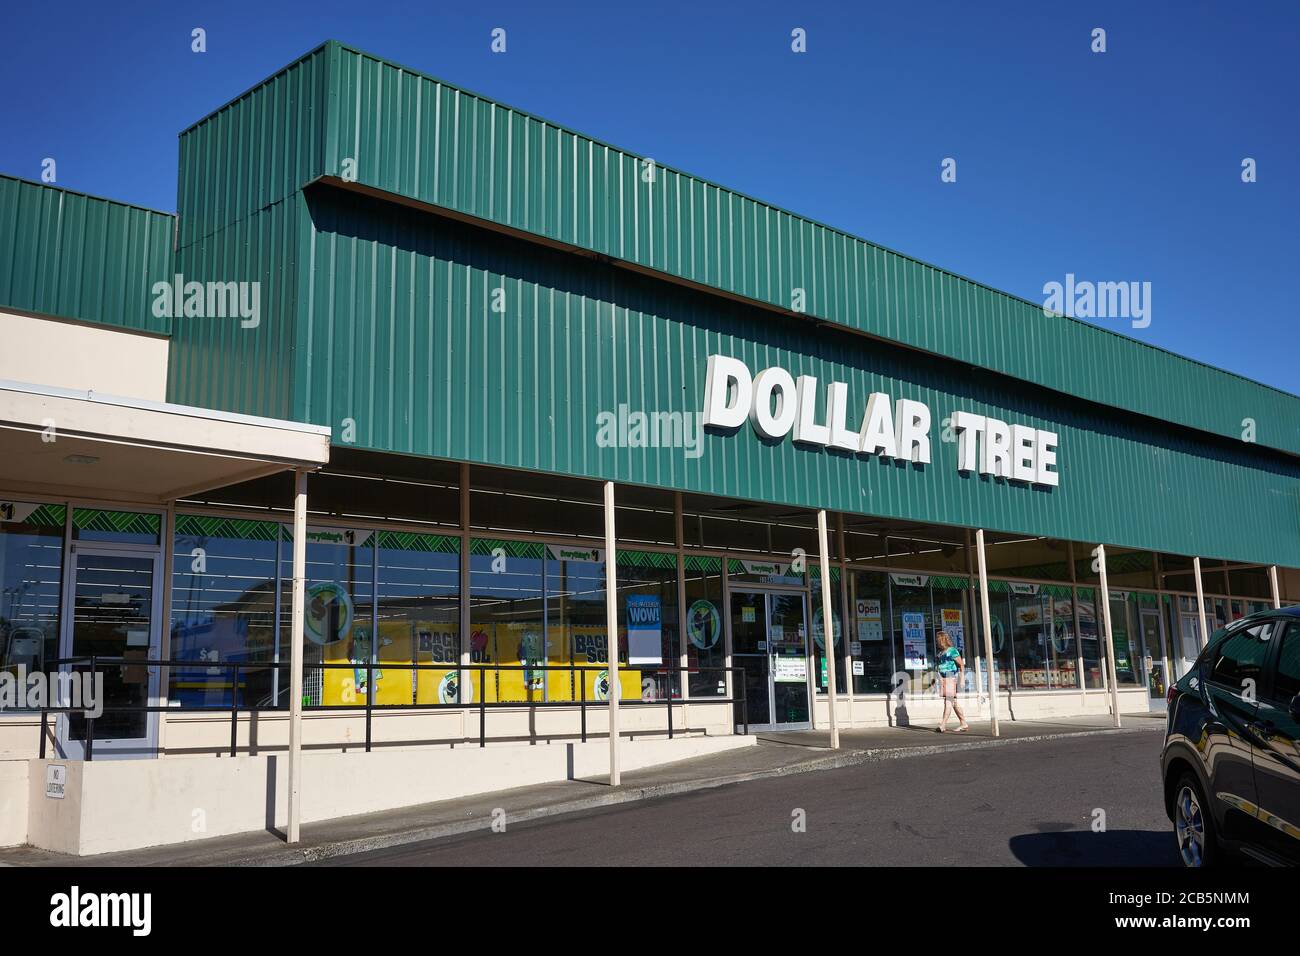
[[1208, 621, 1276, 691]]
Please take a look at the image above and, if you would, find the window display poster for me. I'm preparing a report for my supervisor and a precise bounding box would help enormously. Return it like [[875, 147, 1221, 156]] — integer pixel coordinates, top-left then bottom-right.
[[772, 655, 808, 683], [902, 612, 927, 669], [626, 594, 662, 665], [941, 608, 964, 653], [856, 598, 883, 642], [1014, 602, 1042, 628]]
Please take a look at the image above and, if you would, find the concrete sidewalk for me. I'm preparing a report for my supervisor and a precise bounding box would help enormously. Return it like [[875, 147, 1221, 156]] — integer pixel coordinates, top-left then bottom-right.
[[0, 714, 1163, 867]]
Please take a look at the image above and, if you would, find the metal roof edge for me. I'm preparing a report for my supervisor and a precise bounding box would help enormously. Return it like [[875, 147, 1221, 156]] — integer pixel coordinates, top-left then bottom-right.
[[177, 40, 333, 138], [0, 378, 332, 438], [323, 42, 1300, 409], [0, 172, 176, 219]]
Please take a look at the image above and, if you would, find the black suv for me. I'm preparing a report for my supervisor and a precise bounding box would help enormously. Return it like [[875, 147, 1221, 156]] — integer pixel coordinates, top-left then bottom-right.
[[1162, 605, 1300, 866]]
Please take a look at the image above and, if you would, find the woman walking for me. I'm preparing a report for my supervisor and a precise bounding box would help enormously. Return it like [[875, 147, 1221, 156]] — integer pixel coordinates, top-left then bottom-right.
[[934, 629, 969, 733]]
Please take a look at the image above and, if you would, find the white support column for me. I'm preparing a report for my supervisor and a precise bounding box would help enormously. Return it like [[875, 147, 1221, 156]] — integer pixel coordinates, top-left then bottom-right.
[[816, 510, 840, 750], [1193, 556, 1209, 650], [837, 513, 854, 730], [156, 500, 177, 756], [675, 492, 688, 690], [287, 469, 308, 844], [975, 529, 999, 737], [1269, 565, 1281, 609], [1097, 544, 1122, 729], [459, 464, 472, 713], [603, 481, 621, 786]]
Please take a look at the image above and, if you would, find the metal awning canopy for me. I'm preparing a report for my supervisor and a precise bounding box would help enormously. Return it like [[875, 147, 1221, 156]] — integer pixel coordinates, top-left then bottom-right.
[[0, 380, 330, 502]]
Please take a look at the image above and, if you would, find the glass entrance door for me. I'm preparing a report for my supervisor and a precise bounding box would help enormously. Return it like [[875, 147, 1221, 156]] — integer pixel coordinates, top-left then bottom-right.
[[729, 589, 810, 730], [58, 546, 161, 758], [1174, 599, 1203, 680], [1139, 607, 1169, 711]]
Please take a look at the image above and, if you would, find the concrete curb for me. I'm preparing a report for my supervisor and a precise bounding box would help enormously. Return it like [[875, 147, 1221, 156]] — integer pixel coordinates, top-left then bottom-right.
[[230, 722, 1162, 866]]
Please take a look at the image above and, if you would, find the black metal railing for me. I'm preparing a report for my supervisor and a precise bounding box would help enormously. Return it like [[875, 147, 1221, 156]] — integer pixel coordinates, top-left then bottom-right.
[[31, 657, 748, 760]]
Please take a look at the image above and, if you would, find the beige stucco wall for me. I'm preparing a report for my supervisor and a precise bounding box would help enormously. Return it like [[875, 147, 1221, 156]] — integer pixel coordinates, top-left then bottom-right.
[[0, 310, 168, 400], [811, 686, 1152, 729], [26, 733, 755, 856], [0, 760, 29, 847]]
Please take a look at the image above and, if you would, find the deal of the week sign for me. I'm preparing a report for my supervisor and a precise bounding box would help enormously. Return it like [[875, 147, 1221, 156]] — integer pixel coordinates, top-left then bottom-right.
[[702, 355, 1060, 487]]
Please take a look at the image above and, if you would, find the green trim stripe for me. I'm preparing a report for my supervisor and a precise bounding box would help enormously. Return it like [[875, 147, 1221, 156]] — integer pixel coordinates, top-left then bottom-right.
[[810, 564, 842, 585], [22, 503, 67, 529], [377, 530, 460, 554], [617, 549, 677, 570], [281, 526, 374, 547], [684, 555, 722, 573], [470, 537, 545, 559], [176, 513, 279, 542], [929, 574, 970, 590], [73, 508, 160, 536]]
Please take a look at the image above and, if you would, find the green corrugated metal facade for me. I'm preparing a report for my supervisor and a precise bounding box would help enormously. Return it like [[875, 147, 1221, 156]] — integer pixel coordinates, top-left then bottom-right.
[[5, 41, 1300, 568], [292, 188, 1300, 566], [0, 174, 173, 335], [314, 41, 1300, 460], [167, 47, 331, 419]]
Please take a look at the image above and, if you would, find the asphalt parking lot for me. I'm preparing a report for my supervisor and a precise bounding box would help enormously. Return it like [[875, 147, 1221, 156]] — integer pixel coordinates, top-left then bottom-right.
[[324, 727, 1173, 866]]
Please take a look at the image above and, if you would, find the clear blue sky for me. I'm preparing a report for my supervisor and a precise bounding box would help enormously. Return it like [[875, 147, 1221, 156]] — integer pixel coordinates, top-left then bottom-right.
[[2, 0, 1296, 392]]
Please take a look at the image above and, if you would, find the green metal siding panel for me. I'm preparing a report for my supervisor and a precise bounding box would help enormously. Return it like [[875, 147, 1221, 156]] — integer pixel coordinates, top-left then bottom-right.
[[319, 41, 1300, 459], [176, 45, 329, 250], [298, 188, 1300, 568], [0, 175, 173, 334], [166, 193, 300, 419], [169, 46, 330, 418]]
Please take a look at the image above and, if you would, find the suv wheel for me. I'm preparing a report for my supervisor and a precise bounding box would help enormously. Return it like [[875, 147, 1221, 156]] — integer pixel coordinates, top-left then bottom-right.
[[1174, 771, 1217, 867]]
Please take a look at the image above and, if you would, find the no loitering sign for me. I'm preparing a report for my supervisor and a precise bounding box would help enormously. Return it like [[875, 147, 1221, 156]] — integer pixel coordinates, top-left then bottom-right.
[[45, 764, 67, 800]]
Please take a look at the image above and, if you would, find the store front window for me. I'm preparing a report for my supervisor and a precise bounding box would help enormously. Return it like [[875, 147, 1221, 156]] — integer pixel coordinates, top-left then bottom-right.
[[929, 576, 974, 692], [1209, 596, 1230, 634], [376, 532, 460, 705], [977, 582, 1016, 692], [1048, 586, 1081, 689], [890, 573, 933, 696], [1106, 591, 1141, 686], [683, 556, 725, 698], [0, 502, 65, 696], [1077, 587, 1103, 688], [547, 545, 607, 703], [811, 565, 846, 695], [170, 514, 279, 707], [1007, 583, 1078, 690], [468, 539, 546, 703], [281, 527, 375, 708], [1170, 594, 1204, 675], [850, 570, 892, 694], [616, 550, 680, 700], [468, 540, 672, 705]]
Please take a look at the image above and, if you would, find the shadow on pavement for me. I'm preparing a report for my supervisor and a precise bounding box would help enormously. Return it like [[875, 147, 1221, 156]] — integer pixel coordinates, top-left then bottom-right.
[[1009, 829, 1179, 866]]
